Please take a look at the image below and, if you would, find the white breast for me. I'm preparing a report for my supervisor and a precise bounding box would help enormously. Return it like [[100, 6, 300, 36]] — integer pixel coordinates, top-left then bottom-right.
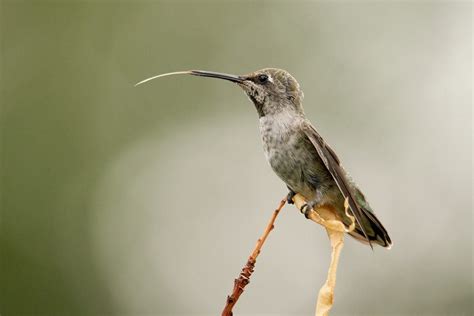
[[258, 112, 305, 166]]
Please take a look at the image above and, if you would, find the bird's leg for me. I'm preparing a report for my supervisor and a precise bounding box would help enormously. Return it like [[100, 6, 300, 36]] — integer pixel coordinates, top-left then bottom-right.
[[299, 189, 324, 219], [286, 186, 297, 204], [293, 194, 352, 233]]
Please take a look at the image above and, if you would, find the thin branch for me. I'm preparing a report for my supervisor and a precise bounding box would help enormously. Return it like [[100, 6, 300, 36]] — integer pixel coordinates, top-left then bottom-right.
[[221, 198, 286, 316]]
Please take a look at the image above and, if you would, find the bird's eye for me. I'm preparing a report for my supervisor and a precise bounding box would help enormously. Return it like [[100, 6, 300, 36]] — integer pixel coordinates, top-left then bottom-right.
[[257, 74, 268, 84]]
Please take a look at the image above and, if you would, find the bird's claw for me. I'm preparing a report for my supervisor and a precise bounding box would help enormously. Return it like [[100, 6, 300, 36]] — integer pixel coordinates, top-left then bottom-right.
[[299, 203, 314, 219], [287, 190, 296, 204]]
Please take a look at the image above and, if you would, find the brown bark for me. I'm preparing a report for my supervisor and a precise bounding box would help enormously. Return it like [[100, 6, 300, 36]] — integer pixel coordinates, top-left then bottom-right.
[[221, 198, 286, 316]]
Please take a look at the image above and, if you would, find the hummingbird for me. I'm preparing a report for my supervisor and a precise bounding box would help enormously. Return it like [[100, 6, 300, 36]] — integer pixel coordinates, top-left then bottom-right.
[[136, 68, 392, 248]]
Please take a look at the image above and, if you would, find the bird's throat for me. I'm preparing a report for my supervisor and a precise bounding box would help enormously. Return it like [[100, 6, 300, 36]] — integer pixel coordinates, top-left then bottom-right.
[[248, 95, 265, 118]]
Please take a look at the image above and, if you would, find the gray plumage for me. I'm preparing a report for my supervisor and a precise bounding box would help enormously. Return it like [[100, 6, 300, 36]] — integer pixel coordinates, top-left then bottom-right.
[[241, 68, 391, 248]]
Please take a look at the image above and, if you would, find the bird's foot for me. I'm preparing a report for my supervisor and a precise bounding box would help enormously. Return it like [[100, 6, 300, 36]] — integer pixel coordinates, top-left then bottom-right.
[[286, 190, 297, 204], [299, 190, 325, 218], [299, 201, 318, 219]]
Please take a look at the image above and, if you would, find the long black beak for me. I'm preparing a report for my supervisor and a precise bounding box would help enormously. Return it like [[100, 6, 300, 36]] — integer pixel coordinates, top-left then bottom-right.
[[135, 70, 244, 86], [189, 70, 244, 83]]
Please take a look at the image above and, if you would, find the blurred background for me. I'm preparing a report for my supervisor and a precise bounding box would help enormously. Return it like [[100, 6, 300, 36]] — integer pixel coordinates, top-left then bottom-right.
[[1, 1, 472, 315]]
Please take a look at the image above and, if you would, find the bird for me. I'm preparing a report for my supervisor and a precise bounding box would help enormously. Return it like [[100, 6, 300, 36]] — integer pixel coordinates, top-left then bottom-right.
[[135, 68, 392, 248]]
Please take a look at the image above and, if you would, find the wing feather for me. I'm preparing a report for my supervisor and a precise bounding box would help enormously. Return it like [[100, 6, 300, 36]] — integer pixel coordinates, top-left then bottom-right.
[[302, 122, 372, 248]]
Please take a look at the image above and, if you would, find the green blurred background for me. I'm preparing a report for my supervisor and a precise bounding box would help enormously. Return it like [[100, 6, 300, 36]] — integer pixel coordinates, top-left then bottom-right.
[[1, 1, 472, 315]]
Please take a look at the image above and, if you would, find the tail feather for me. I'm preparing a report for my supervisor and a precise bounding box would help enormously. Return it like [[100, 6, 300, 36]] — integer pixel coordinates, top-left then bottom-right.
[[349, 207, 392, 248]]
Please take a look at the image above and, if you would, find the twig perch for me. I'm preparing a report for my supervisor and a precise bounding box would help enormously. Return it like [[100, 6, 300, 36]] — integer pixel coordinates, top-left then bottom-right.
[[220, 194, 353, 316], [292, 193, 354, 316], [221, 198, 286, 316]]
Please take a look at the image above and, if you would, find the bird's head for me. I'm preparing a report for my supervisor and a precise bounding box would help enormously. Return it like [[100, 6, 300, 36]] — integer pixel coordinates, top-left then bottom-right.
[[135, 68, 305, 117], [237, 68, 305, 117]]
